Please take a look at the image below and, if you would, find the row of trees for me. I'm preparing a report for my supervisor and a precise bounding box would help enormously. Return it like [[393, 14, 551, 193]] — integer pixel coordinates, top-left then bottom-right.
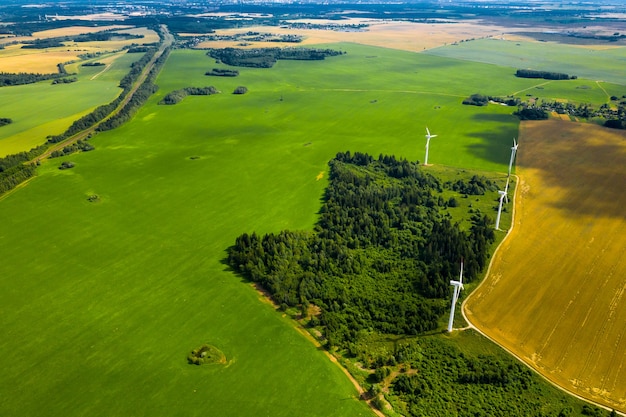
[[208, 47, 344, 68], [0, 28, 166, 196], [21, 31, 142, 49], [462, 93, 520, 107], [159, 86, 218, 105], [0, 163, 37, 194], [228, 151, 495, 348], [205, 68, 239, 77], [0, 72, 65, 87], [515, 69, 577, 80], [97, 46, 170, 131], [49, 140, 94, 158]]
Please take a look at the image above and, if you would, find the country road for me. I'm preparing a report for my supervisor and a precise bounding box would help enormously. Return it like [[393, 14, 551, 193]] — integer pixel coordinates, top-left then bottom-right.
[[36, 25, 173, 163]]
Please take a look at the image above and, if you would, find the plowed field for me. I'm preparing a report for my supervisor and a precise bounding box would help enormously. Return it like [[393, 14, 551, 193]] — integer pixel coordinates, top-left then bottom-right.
[[465, 119, 626, 412]]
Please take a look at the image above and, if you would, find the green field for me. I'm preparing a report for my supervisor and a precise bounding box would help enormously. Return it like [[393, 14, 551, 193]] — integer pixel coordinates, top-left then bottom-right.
[[0, 42, 619, 416], [426, 38, 626, 87], [0, 52, 142, 157]]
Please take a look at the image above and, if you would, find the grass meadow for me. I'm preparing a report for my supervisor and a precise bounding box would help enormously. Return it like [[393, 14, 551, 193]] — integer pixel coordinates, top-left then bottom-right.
[[0, 42, 620, 415], [426, 38, 626, 87], [0, 51, 142, 157], [0, 43, 523, 417]]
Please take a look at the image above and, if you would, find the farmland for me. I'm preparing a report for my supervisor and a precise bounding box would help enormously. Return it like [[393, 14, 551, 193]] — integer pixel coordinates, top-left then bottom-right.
[[0, 51, 141, 156], [465, 119, 626, 412], [0, 42, 527, 417], [1, 1, 626, 415]]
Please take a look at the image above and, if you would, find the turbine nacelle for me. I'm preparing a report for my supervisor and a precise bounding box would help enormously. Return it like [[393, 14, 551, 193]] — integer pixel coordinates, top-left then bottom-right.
[[425, 127, 437, 140], [450, 280, 464, 290]]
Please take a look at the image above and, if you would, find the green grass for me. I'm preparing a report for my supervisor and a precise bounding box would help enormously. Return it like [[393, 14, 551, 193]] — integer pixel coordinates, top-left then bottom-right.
[[425, 38, 626, 87], [0, 42, 621, 416], [0, 52, 142, 157]]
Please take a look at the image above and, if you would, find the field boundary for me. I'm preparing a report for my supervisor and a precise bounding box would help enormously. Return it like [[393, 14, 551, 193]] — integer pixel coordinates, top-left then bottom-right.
[[461, 169, 624, 416], [250, 283, 384, 417]]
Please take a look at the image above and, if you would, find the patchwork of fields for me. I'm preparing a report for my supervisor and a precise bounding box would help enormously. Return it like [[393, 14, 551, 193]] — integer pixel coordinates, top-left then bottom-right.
[[465, 120, 626, 412], [2, 18, 626, 416]]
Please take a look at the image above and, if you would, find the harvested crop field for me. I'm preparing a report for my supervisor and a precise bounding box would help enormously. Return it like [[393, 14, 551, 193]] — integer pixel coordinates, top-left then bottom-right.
[[194, 20, 511, 52], [465, 119, 626, 412]]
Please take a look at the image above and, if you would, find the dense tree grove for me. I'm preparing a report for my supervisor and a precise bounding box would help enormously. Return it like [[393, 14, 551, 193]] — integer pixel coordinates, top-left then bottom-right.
[[228, 152, 495, 348], [515, 69, 577, 80], [446, 175, 498, 196], [207, 47, 344, 68], [0, 118, 12, 127], [514, 107, 549, 120], [159, 86, 218, 105], [462, 93, 489, 106], [386, 336, 609, 417], [205, 68, 239, 77]]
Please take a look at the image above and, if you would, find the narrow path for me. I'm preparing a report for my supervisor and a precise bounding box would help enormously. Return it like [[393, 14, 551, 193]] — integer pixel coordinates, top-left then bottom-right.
[[511, 80, 553, 96], [596, 80, 610, 102]]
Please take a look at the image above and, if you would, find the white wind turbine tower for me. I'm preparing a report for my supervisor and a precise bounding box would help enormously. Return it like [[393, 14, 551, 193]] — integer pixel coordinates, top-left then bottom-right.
[[508, 138, 518, 177], [495, 177, 510, 231], [447, 260, 464, 332], [424, 127, 437, 165]]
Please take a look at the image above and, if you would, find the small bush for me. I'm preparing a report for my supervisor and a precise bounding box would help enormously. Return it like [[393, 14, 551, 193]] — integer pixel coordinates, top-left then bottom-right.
[[233, 86, 248, 95]]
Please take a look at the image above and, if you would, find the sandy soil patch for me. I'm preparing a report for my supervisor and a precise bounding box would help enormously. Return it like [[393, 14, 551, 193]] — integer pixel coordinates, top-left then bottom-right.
[[465, 119, 626, 413]]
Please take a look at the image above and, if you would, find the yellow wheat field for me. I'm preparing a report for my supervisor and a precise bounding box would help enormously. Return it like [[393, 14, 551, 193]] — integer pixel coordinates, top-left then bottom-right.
[[0, 26, 159, 73], [465, 119, 626, 412]]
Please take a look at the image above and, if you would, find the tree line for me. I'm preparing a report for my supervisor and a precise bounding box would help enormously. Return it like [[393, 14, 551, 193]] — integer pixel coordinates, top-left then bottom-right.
[[205, 68, 239, 77], [228, 151, 495, 348], [159, 86, 218, 105], [207, 47, 344, 68], [0, 72, 65, 87], [0, 32, 167, 196], [515, 69, 577, 80]]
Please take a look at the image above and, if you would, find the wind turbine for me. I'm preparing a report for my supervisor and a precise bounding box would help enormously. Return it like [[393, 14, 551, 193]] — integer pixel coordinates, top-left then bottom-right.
[[424, 127, 437, 165], [508, 138, 518, 177], [495, 177, 510, 231], [447, 260, 464, 332]]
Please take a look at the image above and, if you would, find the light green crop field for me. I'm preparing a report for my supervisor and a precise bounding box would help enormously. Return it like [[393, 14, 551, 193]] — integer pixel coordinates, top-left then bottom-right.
[[426, 38, 626, 86], [0, 51, 142, 157], [0, 42, 620, 416]]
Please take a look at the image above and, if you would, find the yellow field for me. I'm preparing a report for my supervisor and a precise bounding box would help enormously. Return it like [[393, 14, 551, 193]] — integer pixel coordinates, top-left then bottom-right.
[[193, 20, 511, 52], [465, 119, 626, 412], [0, 26, 158, 73]]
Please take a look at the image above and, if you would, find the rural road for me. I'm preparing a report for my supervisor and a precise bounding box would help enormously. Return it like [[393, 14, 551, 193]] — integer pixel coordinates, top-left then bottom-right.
[[36, 25, 173, 163]]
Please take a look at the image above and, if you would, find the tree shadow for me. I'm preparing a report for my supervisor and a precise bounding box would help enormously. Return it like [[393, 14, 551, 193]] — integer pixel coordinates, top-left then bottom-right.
[[465, 113, 519, 169]]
